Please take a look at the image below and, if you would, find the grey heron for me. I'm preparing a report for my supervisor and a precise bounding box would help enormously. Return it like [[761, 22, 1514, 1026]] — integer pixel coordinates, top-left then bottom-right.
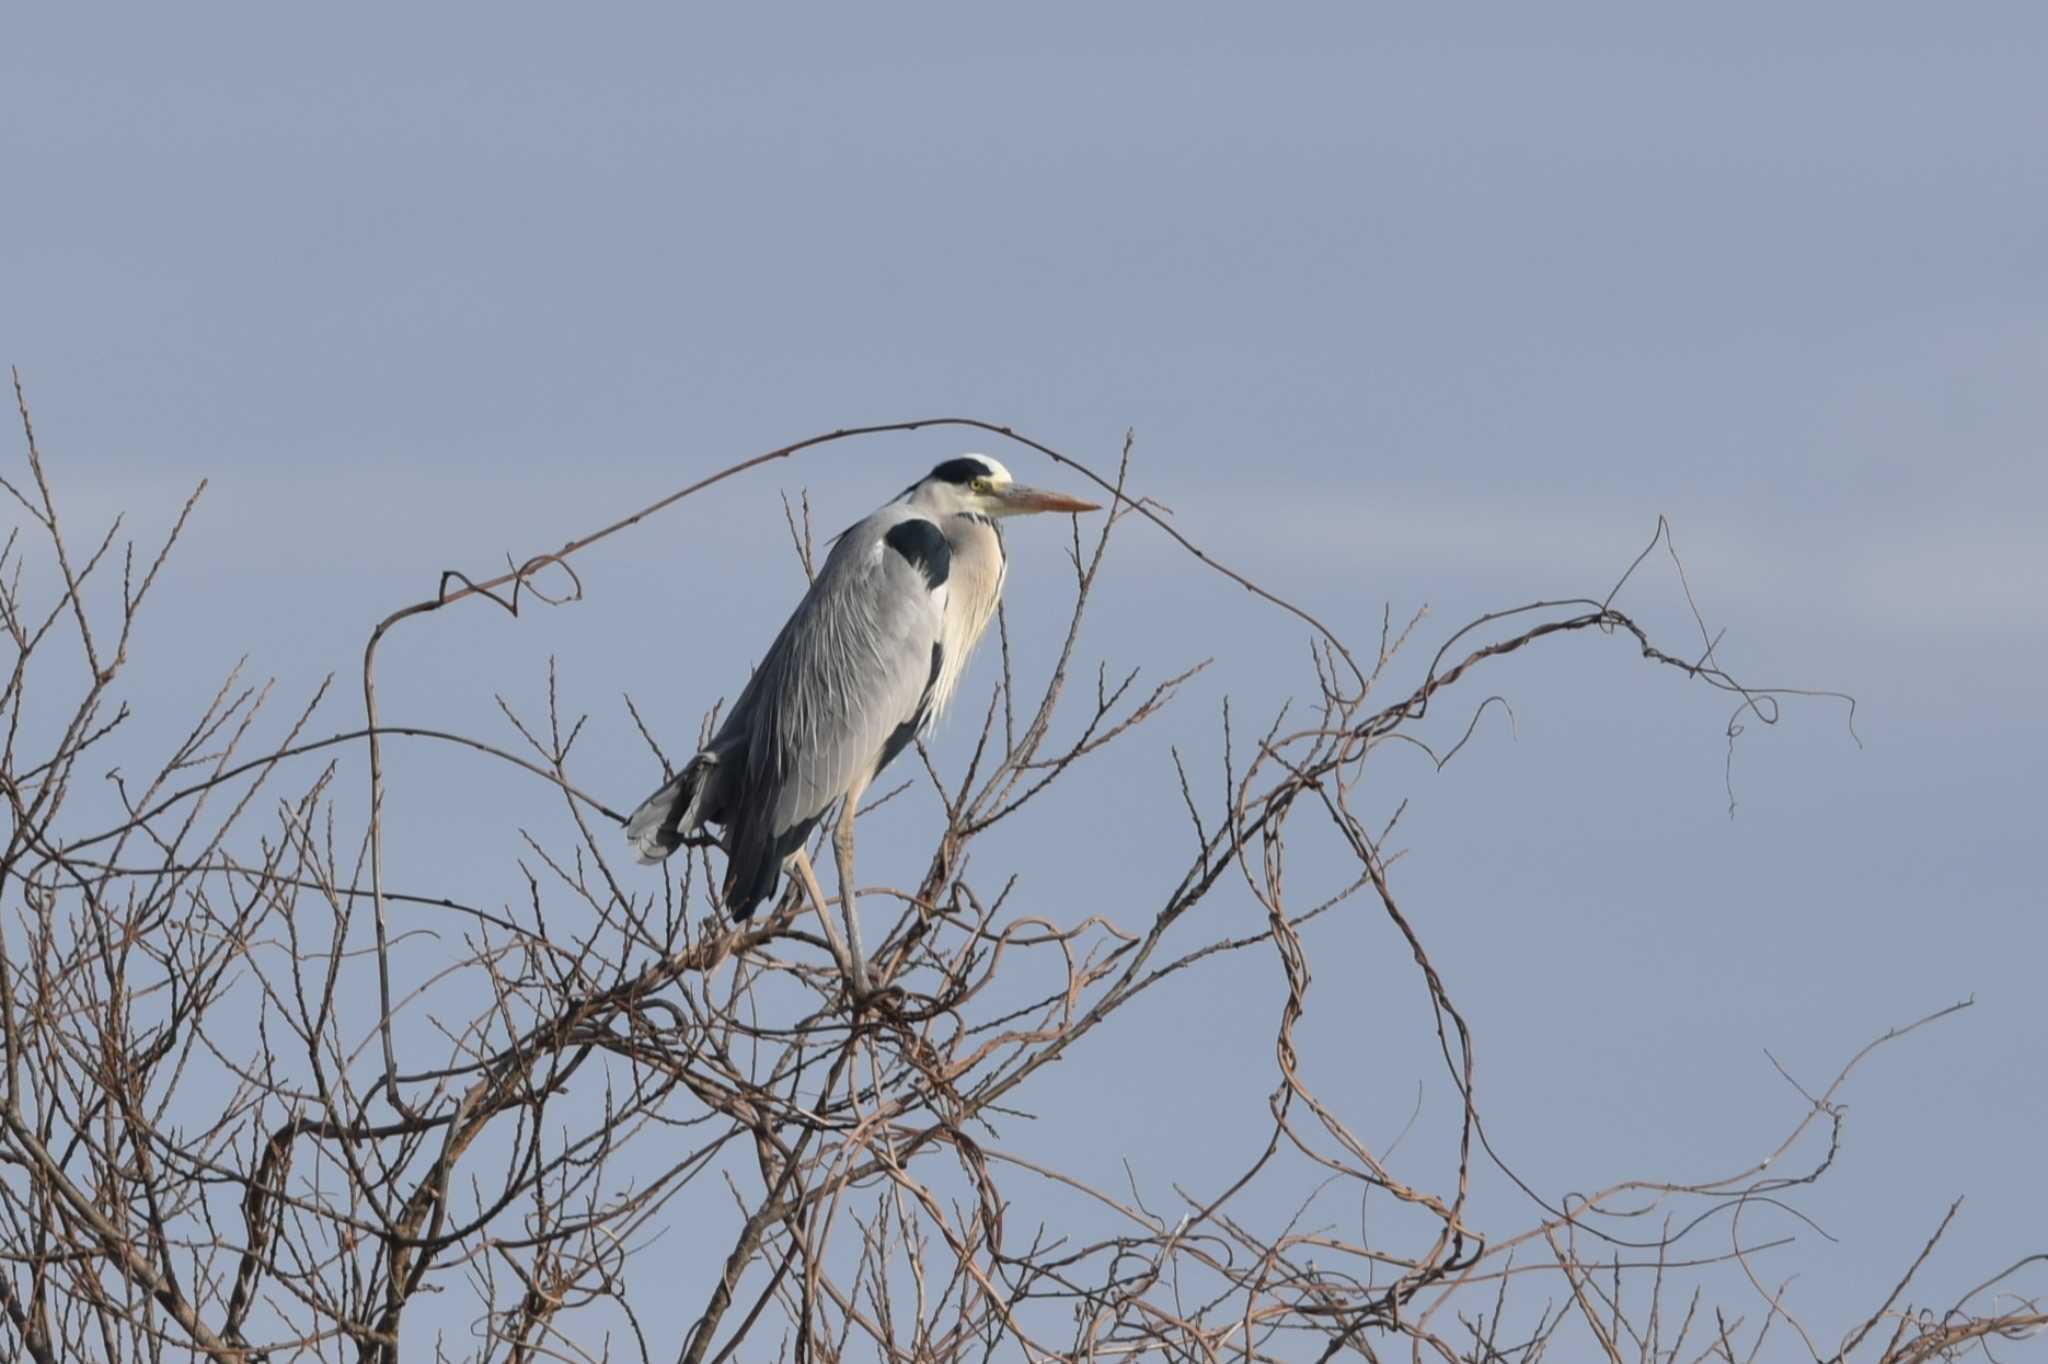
[[625, 453, 1100, 998]]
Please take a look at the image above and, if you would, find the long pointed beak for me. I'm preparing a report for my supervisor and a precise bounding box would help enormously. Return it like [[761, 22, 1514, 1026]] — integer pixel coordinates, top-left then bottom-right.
[[997, 484, 1100, 515]]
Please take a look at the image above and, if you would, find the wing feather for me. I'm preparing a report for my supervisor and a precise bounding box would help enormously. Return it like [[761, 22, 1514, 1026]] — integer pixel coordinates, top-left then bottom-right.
[[716, 511, 945, 888]]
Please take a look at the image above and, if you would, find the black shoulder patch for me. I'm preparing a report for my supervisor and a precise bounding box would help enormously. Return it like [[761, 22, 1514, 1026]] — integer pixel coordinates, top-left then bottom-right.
[[929, 456, 994, 485], [884, 518, 951, 590]]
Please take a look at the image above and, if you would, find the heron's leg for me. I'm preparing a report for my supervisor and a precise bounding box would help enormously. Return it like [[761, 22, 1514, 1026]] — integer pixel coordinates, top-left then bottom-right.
[[788, 848, 857, 991], [834, 774, 873, 999]]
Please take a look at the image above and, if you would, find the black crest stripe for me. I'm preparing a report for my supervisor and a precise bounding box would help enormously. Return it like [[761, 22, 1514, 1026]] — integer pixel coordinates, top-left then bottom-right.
[[929, 456, 994, 485]]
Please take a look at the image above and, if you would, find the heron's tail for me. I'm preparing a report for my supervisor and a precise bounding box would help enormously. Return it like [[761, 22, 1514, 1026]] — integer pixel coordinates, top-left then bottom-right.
[[624, 754, 718, 864]]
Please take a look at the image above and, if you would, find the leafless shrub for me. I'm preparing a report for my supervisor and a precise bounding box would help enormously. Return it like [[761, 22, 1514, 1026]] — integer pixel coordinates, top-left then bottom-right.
[[2, 376, 2039, 1362]]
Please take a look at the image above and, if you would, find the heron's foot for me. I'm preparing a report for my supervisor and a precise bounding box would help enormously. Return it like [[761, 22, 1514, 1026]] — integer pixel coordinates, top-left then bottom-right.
[[841, 952, 874, 1006], [847, 979, 907, 1019]]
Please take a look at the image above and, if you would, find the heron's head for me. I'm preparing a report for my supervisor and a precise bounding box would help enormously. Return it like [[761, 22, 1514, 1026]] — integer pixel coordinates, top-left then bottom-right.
[[917, 454, 1101, 519]]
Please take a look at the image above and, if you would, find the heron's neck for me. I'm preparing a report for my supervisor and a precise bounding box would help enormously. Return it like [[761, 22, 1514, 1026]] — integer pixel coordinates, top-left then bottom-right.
[[929, 511, 1007, 720]]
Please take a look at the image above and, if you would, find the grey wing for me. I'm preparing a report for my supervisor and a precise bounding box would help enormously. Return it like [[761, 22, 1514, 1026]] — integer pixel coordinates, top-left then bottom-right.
[[727, 518, 946, 865]]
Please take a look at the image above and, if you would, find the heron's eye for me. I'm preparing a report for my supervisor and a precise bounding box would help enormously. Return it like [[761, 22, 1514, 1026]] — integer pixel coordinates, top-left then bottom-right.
[[970, 477, 992, 494]]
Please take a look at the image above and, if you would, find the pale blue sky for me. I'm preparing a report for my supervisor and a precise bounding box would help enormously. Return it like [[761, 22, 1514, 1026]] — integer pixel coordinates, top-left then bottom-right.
[[5, 4, 2045, 1354]]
